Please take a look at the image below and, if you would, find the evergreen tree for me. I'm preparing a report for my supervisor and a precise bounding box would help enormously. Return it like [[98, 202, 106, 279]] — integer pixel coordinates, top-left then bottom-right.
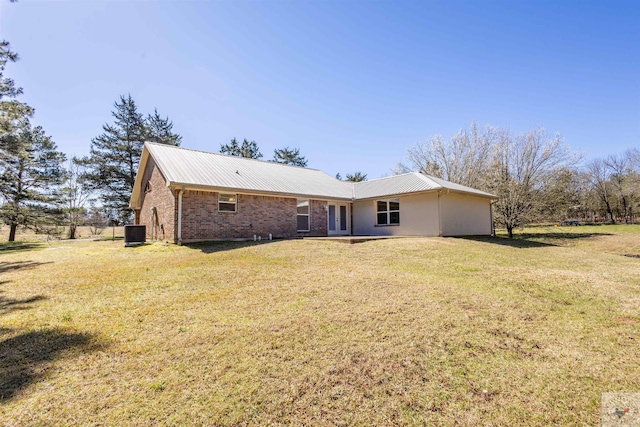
[[0, 120, 67, 241], [146, 108, 182, 146], [346, 172, 367, 182], [273, 146, 307, 167], [81, 95, 147, 223], [220, 137, 241, 156], [220, 138, 262, 159], [1, 40, 33, 137], [0, 40, 20, 99]]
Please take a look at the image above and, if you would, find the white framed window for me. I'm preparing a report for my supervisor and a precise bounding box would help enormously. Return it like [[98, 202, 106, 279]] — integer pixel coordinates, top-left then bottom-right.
[[297, 199, 310, 231], [376, 198, 400, 225], [218, 193, 237, 212]]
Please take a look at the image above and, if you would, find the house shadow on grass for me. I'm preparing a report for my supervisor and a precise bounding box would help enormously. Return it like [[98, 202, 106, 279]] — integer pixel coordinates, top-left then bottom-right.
[[460, 236, 555, 248], [185, 239, 279, 254], [460, 231, 613, 248], [0, 329, 97, 402]]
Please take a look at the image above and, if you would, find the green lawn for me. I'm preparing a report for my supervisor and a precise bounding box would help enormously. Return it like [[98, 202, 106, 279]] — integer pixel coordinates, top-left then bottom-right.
[[1, 225, 638, 425]]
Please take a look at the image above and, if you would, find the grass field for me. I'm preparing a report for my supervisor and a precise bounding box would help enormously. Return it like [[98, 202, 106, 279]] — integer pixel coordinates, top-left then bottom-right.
[[0, 226, 125, 243], [1, 225, 638, 426]]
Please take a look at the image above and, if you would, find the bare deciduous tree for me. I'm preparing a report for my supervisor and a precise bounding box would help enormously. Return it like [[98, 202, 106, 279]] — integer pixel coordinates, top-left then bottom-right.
[[396, 121, 497, 188], [398, 123, 578, 237], [62, 158, 94, 239], [603, 149, 640, 223], [86, 204, 108, 236], [486, 127, 576, 238]]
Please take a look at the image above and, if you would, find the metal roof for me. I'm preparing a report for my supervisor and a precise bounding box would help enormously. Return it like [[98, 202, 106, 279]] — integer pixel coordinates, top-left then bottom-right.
[[425, 175, 497, 198], [130, 143, 496, 208], [145, 142, 354, 200], [352, 172, 438, 199], [353, 172, 497, 199]]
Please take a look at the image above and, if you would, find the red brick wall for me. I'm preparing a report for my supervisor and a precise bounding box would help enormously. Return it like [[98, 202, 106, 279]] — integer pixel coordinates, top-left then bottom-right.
[[305, 199, 328, 237], [137, 158, 176, 242], [134, 158, 331, 242], [180, 191, 328, 242]]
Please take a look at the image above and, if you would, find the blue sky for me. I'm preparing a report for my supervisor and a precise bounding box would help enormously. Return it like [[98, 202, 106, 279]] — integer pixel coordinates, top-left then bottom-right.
[[1, 1, 639, 179]]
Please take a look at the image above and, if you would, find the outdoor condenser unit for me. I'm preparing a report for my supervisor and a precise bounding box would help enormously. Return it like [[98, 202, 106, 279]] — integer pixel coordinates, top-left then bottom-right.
[[124, 225, 146, 247]]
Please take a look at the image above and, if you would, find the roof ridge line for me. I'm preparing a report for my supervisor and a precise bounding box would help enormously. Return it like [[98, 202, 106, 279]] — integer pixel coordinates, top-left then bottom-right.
[[352, 171, 420, 185], [144, 141, 324, 173], [414, 171, 444, 189]]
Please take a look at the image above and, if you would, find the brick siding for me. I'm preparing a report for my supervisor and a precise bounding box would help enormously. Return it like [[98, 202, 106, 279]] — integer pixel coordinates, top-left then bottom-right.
[[180, 192, 328, 242], [136, 158, 176, 242], [135, 160, 330, 243], [306, 199, 328, 237]]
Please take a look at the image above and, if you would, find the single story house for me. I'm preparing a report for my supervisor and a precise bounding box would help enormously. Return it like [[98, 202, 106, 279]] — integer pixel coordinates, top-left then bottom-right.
[[130, 142, 497, 243]]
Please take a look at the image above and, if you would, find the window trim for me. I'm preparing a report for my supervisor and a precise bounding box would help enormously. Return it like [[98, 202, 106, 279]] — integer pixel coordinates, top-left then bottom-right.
[[218, 193, 238, 213], [375, 198, 400, 226], [297, 199, 310, 232]]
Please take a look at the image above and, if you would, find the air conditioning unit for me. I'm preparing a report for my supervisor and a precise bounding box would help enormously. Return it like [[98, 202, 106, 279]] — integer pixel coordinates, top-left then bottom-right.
[[124, 225, 146, 247]]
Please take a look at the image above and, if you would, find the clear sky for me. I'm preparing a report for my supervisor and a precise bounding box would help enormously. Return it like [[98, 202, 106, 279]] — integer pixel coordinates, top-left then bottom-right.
[[1, 1, 639, 179]]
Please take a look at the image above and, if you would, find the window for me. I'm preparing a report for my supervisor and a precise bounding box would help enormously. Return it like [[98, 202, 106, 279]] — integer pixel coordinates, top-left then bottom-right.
[[297, 199, 310, 231], [218, 193, 237, 212], [376, 198, 400, 225]]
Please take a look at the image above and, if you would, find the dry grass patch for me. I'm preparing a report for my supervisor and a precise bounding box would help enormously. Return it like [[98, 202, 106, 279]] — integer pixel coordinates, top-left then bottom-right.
[[0, 225, 638, 425]]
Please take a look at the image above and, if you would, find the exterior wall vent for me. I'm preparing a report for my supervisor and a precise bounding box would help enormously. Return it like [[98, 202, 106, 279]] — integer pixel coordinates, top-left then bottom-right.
[[124, 225, 146, 247]]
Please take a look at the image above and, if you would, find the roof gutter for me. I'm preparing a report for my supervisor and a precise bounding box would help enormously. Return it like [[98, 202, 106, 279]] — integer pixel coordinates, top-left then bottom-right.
[[437, 190, 443, 236], [168, 182, 353, 202]]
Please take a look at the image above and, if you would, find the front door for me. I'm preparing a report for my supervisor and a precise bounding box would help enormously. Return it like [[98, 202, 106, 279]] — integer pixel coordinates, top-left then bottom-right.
[[328, 203, 349, 235]]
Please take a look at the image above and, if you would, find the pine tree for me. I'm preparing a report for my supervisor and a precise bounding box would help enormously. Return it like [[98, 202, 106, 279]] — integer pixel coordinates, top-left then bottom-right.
[[1, 40, 33, 137], [273, 147, 307, 167], [220, 138, 263, 159], [146, 108, 182, 146], [0, 40, 20, 99], [345, 172, 367, 182], [81, 95, 147, 223], [220, 137, 241, 156], [0, 120, 67, 241]]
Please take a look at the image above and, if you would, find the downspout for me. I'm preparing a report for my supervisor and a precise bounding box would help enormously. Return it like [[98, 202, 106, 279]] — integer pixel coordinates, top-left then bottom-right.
[[437, 190, 442, 237], [177, 188, 184, 245]]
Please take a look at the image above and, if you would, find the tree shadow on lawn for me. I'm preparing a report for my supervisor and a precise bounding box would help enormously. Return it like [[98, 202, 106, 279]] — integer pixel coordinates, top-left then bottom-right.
[[185, 239, 279, 254], [0, 242, 44, 253], [0, 329, 98, 402], [0, 292, 47, 318], [460, 232, 613, 248], [0, 260, 53, 275]]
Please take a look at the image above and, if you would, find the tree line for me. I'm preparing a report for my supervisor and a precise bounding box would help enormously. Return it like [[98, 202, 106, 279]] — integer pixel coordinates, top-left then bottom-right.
[[1, 41, 637, 241], [1, 40, 184, 240], [396, 122, 640, 237]]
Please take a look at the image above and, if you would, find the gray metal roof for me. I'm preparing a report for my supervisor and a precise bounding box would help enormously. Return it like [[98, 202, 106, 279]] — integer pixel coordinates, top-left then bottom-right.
[[353, 172, 438, 199], [131, 143, 496, 208], [352, 172, 497, 200], [145, 142, 354, 200], [425, 175, 497, 198]]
